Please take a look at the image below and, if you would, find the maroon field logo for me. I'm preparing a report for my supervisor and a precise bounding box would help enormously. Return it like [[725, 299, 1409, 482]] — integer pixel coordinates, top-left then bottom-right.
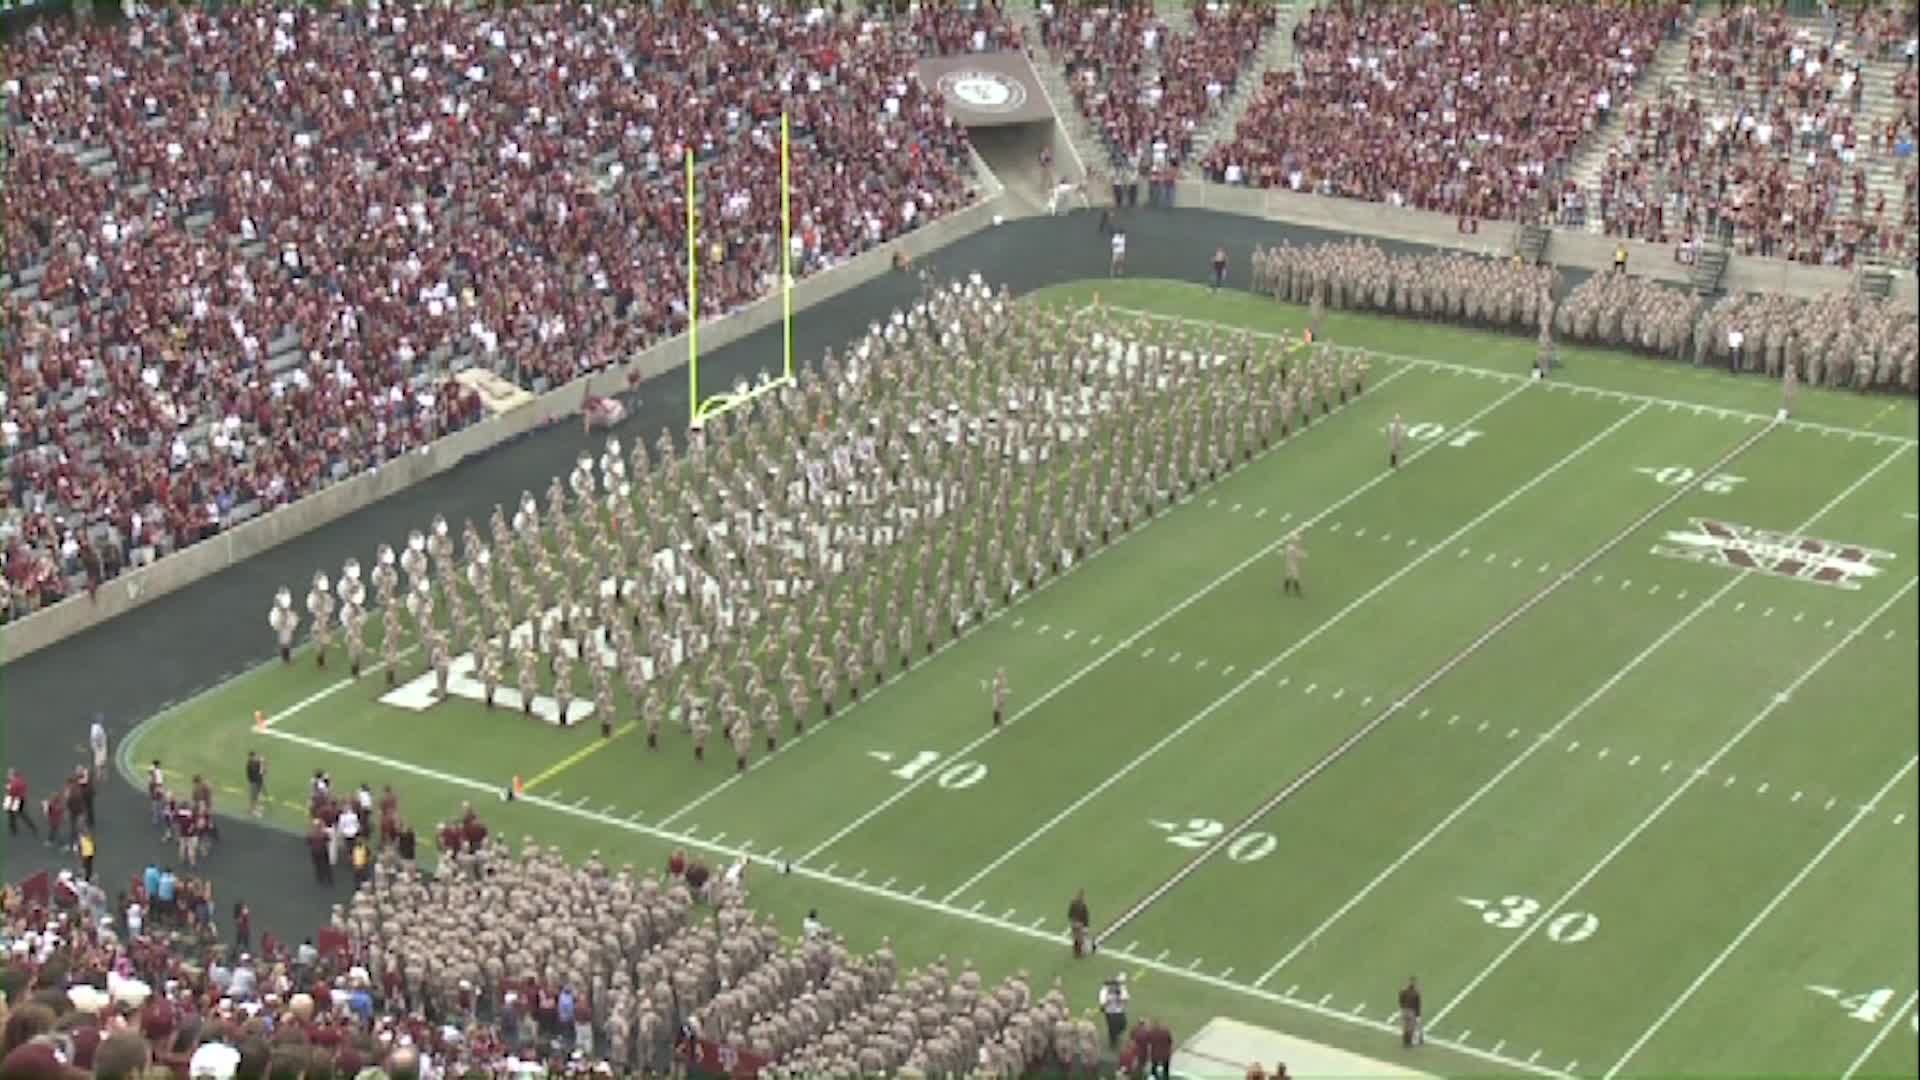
[[1652, 519, 1893, 590]]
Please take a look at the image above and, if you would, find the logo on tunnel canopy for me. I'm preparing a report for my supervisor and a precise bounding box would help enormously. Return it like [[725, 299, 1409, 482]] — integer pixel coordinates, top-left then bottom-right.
[[937, 70, 1027, 113]]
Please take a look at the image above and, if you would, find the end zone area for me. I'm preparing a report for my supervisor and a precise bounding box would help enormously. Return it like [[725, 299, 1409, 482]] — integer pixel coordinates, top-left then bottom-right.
[[124, 280, 1919, 1076]]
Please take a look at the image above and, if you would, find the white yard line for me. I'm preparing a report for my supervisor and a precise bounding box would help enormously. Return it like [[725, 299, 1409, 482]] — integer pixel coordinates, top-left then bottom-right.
[[1430, 573, 1920, 1030], [1605, 756, 1919, 1079], [1105, 305, 1917, 448], [799, 377, 1537, 868], [1256, 440, 1911, 984], [1841, 989, 1920, 1080], [947, 400, 1648, 909], [254, 722, 1565, 1079], [651, 364, 1419, 830]]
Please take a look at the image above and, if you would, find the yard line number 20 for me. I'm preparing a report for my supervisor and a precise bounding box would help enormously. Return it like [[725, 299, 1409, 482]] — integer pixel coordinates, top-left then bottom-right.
[[1150, 818, 1278, 863]]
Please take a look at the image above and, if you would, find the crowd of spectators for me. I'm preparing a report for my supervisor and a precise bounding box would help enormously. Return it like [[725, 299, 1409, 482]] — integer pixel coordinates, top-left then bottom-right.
[[1590, 4, 1919, 267], [0, 0, 995, 623], [1205, 0, 1685, 224], [1040, 0, 1275, 177]]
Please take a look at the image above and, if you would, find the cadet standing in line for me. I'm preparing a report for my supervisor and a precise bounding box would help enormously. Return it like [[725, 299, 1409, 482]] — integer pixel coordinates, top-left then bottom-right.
[[1388, 413, 1406, 469], [1283, 532, 1305, 597], [991, 667, 1008, 728]]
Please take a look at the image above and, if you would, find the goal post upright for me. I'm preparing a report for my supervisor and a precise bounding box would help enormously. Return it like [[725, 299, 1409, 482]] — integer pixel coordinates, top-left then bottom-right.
[[686, 145, 700, 430], [689, 112, 795, 428]]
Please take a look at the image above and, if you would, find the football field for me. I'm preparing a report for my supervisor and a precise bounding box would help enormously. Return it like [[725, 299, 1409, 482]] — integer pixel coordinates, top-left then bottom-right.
[[125, 281, 1920, 1077]]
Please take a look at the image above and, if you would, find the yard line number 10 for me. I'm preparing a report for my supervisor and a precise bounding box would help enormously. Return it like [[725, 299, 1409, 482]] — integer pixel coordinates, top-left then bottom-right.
[[1395, 421, 1485, 449]]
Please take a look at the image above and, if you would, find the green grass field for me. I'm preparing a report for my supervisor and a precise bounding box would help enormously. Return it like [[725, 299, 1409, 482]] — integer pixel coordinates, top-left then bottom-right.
[[125, 281, 1920, 1078]]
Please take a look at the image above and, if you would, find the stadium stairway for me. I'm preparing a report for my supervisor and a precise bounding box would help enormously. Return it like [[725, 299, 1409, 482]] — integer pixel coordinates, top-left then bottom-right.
[[1006, 4, 1114, 176], [1181, 0, 1296, 180], [1689, 240, 1731, 295], [1564, 20, 1696, 235]]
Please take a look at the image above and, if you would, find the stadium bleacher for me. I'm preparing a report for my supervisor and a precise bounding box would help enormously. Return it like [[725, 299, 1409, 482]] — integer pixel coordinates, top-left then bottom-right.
[[0, 1, 996, 624]]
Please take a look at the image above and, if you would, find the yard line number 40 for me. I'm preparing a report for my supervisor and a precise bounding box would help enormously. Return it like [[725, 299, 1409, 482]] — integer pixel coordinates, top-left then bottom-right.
[[1806, 985, 1920, 1033]]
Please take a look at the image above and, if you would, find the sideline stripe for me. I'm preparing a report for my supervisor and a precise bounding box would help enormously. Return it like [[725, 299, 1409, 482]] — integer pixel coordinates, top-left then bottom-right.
[[544, 365, 1424, 811], [1605, 755, 1918, 1078], [953, 399, 1652, 908], [252, 721, 1566, 1079], [1253, 436, 1907, 984], [1106, 305, 1916, 447], [799, 376, 1536, 867], [1429, 573, 1920, 1030]]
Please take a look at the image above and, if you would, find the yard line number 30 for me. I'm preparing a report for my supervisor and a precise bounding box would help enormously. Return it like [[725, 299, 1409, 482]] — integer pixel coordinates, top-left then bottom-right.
[[1459, 895, 1601, 944]]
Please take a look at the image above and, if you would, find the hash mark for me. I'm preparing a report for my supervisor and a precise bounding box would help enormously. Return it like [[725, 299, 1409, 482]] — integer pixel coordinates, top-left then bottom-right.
[[1825, 797, 1837, 810], [1350, 1001, 1367, 1016], [1157, 949, 1171, 962], [1142, 647, 1156, 659], [1329, 522, 1343, 532], [1012, 618, 1025, 629], [1662, 761, 1673, 773], [1030, 916, 1047, 930], [1567, 1062, 1579, 1074], [1598, 748, 1610, 760], [970, 899, 985, 913], [1568, 740, 1581, 753], [1485, 552, 1498, 564], [1724, 774, 1737, 788], [1885, 628, 1898, 641], [1001, 908, 1017, 920], [1207, 498, 1219, 508], [1304, 683, 1318, 695], [1792, 612, 1804, 623], [1407, 538, 1418, 547], [1677, 590, 1689, 601], [1458, 1030, 1472, 1045], [911, 884, 926, 897], [1507, 728, 1520, 740], [1220, 967, 1235, 978], [1062, 629, 1077, 640], [1763, 607, 1775, 618], [1189, 958, 1204, 971], [1824, 619, 1835, 629], [766, 847, 783, 859], [1038, 624, 1051, 635], [1255, 507, 1268, 519], [1476, 719, 1489, 733], [1791, 791, 1802, 803], [1196, 658, 1209, 670], [1896, 813, 1908, 826], [1279, 512, 1293, 522], [1353, 527, 1367, 538], [1318, 993, 1333, 1006], [1621, 578, 1633, 590], [709, 830, 728, 843], [1284, 985, 1299, 998], [1231, 503, 1243, 513], [1628, 755, 1641, 767], [1594, 574, 1606, 585], [1125, 941, 1141, 953], [1167, 651, 1183, 664], [1528, 1051, 1541, 1065], [1361, 696, 1373, 707], [1734, 601, 1746, 612], [1222, 665, 1236, 677], [1278, 676, 1291, 688], [1459, 548, 1472, 559], [1419, 707, 1432, 719], [821, 860, 836, 873], [1511, 557, 1524, 569], [1649, 584, 1660, 595], [1757, 782, 1770, 795], [853, 868, 868, 882], [1537, 562, 1550, 573], [1380, 532, 1393, 542], [1447, 714, 1459, 726], [1331, 687, 1345, 700], [880, 876, 897, 889], [1090, 635, 1103, 646], [1491, 1040, 1506, 1055]]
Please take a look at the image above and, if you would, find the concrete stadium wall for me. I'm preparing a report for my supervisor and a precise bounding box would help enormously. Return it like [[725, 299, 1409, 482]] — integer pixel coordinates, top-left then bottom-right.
[[0, 187, 1012, 665], [1176, 181, 1919, 306]]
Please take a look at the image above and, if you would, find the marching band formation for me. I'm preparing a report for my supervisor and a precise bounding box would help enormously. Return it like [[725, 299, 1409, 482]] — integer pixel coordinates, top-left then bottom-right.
[[271, 277, 1368, 772]]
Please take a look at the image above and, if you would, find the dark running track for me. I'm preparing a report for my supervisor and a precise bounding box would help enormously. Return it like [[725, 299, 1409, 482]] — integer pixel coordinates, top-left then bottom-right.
[[0, 205, 1577, 941]]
